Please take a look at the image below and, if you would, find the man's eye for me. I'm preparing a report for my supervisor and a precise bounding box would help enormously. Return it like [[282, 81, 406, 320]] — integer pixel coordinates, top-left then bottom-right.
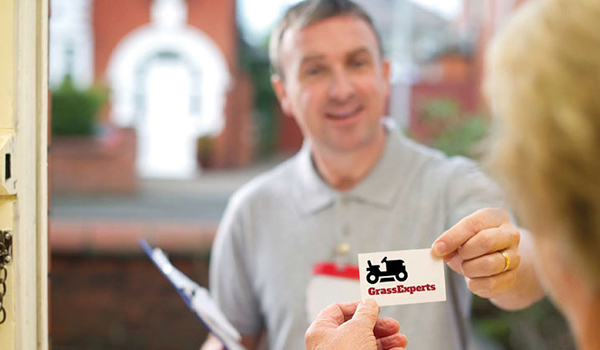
[[307, 67, 323, 76], [351, 60, 366, 68]]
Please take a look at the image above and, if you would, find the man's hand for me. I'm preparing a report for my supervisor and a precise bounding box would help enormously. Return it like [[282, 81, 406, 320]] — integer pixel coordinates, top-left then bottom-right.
[[305, 299, 407, 350], [200, 334, 224, 350], [431, 208, 523, 301]]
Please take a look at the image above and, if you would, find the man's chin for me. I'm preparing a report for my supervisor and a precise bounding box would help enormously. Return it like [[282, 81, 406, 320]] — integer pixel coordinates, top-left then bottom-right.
[[322, 136, 382, 155]]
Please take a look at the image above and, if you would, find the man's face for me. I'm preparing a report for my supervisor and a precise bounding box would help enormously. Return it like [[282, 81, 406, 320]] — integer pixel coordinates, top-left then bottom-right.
[[272, 15, 390, 154]]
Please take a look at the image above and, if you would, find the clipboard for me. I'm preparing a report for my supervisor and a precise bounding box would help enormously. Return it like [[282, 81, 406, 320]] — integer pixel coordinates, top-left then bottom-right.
[[140, 239, 246, 350]]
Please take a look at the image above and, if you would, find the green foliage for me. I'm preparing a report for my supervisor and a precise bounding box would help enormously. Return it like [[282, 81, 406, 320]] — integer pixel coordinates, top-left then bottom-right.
[[432, 117, 488, 157], [51, 76, 107, 136], [413, 97, 490, 159], [472, 296, 576, 350], [238, 32, 278, 157], [197, 135, 215, 158], [421, 98, 461, 123]]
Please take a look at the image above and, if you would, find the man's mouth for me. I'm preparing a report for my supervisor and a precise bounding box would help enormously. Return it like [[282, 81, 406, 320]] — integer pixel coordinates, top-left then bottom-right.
[[326, 106, 363, 120]]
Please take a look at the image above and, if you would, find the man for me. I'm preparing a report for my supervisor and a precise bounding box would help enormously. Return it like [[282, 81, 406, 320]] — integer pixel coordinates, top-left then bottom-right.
[[205, 1, 545, 349]]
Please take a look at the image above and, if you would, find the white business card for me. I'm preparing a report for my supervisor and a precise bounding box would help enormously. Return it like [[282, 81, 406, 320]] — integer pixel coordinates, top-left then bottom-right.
[[358, 249, 446, 307]]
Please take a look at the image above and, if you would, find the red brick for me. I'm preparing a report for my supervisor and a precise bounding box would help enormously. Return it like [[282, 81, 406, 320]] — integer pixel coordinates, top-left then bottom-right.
[[154, 223, 216, 253], [51, 255, 210, 349], [50, 220, 88, 252], [50, 128, 137, 194], [88, 221, 148, 252]]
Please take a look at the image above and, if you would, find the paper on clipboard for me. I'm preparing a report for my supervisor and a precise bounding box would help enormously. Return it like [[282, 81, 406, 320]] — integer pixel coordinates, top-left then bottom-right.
[[140, 239, 246, 350]]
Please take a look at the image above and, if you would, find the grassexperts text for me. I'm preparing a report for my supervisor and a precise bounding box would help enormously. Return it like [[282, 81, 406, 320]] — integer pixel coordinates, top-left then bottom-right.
[[368, 284, 436, 295]]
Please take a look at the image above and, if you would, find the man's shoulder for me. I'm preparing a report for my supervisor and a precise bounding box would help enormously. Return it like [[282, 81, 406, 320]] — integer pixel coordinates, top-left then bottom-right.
[[228, 155, 299, 209], [399, 136, 480, 178], [397, 136, 504, 223]]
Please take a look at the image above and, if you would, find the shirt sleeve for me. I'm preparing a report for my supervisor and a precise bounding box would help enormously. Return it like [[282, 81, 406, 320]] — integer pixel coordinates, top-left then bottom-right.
[[209, 195, 264, 335], [444, 157, 508, 229]]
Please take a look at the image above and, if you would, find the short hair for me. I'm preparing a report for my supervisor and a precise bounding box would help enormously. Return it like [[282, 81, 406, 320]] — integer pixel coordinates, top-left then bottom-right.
[[269, 0, 383, 79], [486, 0, 600, 289]]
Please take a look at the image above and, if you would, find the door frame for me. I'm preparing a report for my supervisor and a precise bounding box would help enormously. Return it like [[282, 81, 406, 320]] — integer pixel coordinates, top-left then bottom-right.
[[0, 0, 49, 349]]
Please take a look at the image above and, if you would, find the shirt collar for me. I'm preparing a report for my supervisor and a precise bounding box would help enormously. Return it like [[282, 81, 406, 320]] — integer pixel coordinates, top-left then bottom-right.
[[293, 141, 336, 214], [293, 120, 411, 214]]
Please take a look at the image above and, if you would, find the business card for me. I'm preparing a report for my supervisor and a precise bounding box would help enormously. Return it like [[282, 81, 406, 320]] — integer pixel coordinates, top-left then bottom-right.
[[358, 249, 446, 307]]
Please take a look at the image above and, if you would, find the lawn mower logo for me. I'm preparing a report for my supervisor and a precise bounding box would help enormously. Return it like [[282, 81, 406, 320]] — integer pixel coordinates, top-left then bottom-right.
[[366, 257, 408, 284]]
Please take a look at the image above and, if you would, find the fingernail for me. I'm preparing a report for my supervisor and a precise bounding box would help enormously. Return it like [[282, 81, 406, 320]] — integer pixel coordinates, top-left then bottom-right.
[[357, 299, 377, 313], [361, 298, 376, 308], [432, 241, 446, 256]]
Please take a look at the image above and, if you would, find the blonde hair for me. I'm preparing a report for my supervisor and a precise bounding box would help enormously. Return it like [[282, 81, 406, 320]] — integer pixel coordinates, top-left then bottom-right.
[[486, 0, 600, 288]]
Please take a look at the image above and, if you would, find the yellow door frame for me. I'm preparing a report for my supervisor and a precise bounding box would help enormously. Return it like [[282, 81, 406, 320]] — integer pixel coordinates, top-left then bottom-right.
[[0, 0, 49, 349]]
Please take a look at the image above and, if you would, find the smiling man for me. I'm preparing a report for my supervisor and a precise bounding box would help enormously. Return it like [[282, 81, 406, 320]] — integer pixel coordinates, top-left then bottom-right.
[[271, 11, 389, 191], [204, 1, 545, 350]]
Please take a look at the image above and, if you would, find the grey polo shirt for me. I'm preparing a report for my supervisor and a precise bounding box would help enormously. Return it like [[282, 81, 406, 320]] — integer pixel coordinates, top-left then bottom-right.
[[210, 122, 506, 350]]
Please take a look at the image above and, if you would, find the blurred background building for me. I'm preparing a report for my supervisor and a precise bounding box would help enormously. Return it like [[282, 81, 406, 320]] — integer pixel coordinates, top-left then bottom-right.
[[48, 0, 575, 349]]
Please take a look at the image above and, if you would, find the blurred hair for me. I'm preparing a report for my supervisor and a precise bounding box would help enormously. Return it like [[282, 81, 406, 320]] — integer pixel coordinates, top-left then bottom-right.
[[486, 0, 600, 288], [268, 0, 382, 79]]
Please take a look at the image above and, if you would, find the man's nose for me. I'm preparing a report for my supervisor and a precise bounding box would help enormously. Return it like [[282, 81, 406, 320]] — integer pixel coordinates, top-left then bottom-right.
[[328, 68, 355, 101]]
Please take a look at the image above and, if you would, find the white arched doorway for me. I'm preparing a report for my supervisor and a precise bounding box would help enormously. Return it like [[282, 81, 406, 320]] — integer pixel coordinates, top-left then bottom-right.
[[137, 51, 200, 178], [106, 0, 230, 178]]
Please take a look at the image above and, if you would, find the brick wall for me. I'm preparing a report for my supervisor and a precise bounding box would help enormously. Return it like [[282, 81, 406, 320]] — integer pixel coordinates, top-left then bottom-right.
[[187, 0, 237, 69], [50, 127, 137, 194], [214, 70, 255, 168], [92, 0, 254, 170], [277, 106, 304, 154], [51, 254, 211, 350], [410, 81, 478, 141]]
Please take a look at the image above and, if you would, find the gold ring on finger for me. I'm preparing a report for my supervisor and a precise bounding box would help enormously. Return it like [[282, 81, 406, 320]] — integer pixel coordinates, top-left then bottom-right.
[[499, 251, 510, 273]]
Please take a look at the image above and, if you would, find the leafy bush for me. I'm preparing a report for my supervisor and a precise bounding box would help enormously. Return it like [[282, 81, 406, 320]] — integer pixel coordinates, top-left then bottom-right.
[[432, 117, 489, 157], [197, 135, 215, 168], [472, 296, 576, 350], [51, 76, 107, 136], [412, 97, 490, 158], [238, 34, 278, 157]]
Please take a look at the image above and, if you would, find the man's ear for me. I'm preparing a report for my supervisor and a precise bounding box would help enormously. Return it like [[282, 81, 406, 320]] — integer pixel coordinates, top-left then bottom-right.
[[271, 74, 293, 117], [381, 59, 391, 99]]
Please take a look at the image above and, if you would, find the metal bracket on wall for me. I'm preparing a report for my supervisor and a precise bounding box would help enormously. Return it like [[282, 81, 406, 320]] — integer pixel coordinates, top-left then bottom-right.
[[0, 230, 12, 266], [0, 133, 16, 196], [0, 230, 10, 324]]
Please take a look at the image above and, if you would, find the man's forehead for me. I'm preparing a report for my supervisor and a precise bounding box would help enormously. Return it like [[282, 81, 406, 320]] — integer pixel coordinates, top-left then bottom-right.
[[280, 15, 380, 60]]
